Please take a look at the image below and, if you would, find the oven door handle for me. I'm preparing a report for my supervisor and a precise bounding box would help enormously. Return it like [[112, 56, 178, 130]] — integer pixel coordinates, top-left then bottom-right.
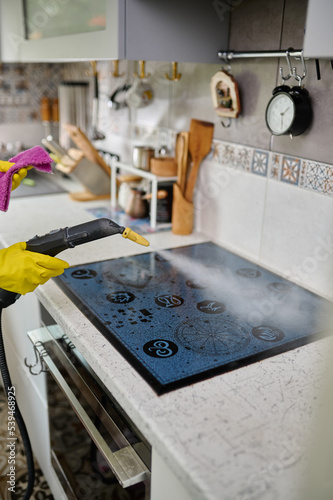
[[29, 328, 150, 489]]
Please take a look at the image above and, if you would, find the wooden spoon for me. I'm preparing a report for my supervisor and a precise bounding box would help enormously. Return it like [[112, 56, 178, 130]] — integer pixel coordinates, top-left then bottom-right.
[[184, 120, 214, 203], [175, 131, 190, 194], [179, 131, 189, 194]]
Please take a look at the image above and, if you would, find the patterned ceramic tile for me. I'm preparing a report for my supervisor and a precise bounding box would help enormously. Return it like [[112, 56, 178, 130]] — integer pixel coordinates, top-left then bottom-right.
[[268, 152, 282, 180], [235, 145, 253, 171], [305, 162, 329, 193], [298, 160, 308, 188], [281, 156, 301, 185], [221, 143, 237, 169], [324, 166, 333, 195], [212, 140, 223, 163], [197, 139, 333, 198], [0, 62, 65, 124], [252, 150, 269, 176]]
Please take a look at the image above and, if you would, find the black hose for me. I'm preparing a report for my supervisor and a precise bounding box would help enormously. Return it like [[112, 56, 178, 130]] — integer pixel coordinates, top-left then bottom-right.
[[0, 308, 35, 499]]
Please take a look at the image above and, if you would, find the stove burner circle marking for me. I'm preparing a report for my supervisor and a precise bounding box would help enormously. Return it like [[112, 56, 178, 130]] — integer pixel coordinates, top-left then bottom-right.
[[155, 294, 184, 308], [143, 339, 178, 358], [175, 317, 251, 356], [236, 268, 261, 279], [71, 269, 97, 279], [197, 300, 226, 314], [106, 291, 135, 304], [252, 325, 285, 342]]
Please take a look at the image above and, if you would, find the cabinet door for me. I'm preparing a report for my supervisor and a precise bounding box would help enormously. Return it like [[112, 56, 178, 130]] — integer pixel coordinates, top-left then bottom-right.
[[0, 0, 120, 62], [303, 0, 333, 58], [120, 0, 229, 64]]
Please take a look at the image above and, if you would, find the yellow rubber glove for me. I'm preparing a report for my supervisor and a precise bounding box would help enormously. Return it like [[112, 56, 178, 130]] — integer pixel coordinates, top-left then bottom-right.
[[0, 242, 69, 295], [0, 160, 32, 191]]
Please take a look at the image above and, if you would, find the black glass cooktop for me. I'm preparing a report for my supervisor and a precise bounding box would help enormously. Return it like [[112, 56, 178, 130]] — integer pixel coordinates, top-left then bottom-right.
[[55, 242, 332, 394]]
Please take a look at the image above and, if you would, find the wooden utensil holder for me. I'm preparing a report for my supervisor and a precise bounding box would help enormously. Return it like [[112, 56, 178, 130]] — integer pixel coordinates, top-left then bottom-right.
[[172, 183, 194, 235]]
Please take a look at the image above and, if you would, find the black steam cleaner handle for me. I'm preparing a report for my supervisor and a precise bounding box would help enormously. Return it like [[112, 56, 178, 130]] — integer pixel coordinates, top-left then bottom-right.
[[0, 218, 149, 308]]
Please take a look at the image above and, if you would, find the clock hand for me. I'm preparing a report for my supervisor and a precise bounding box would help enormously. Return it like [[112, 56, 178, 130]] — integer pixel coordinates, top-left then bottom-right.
[[280, 106, 290, 116]]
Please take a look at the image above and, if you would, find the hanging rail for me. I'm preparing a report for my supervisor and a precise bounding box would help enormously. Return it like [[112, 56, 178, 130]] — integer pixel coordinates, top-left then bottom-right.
[[218, 49, 306, 61]]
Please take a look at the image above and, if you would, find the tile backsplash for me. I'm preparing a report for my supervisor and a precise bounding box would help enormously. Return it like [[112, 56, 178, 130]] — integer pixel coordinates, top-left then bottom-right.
[[0, 62, 64, 123], [0, 58, 332, 299]]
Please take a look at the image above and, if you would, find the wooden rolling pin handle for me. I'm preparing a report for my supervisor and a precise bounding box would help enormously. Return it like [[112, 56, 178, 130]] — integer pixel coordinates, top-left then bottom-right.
[[142, 190, 168, 200]]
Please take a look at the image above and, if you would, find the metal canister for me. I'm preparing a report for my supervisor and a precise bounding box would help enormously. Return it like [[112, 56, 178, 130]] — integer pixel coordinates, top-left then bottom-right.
[[132, 146, 154, 171]]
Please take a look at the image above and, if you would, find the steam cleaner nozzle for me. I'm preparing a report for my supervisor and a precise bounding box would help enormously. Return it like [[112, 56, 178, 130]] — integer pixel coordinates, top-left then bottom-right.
[[122, 227, 150, 247]]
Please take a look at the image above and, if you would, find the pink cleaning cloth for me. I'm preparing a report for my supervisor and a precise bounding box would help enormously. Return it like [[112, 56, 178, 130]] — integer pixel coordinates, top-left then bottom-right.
[[0, 146, 53, 212]]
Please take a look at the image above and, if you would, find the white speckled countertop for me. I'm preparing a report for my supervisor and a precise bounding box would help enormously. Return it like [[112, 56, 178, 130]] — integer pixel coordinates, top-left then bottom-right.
[[0, 192, 331, 500]]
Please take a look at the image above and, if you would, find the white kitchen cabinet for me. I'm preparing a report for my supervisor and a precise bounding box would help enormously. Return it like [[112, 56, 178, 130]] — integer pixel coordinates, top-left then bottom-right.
[[303, 0, 333, 58], [0, 0, 119, 62], [2, 295, 67, 499], [0, 0, 229, 63], [151, 449, 193, 500]]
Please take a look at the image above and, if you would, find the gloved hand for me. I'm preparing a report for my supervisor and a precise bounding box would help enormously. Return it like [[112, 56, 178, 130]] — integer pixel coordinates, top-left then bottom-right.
[[0, 160, 32, 191], [0, 242, 69, 295]]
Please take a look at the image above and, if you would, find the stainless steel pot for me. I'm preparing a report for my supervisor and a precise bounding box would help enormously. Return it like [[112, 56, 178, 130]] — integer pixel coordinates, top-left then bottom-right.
[[132, 146, 154, 171]]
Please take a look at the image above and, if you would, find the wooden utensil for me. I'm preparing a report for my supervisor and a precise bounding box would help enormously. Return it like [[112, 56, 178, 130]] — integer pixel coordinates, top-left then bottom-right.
[[184, 120, 214, 202], [142, 190, 168, 200], [180, 131, 189, 193], [175, 131, 189, 194], [65, 124, 111, 176]]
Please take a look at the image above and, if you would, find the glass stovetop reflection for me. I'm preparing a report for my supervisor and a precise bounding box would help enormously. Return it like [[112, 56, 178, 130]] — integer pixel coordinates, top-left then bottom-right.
[[55, 242, 332, 394]]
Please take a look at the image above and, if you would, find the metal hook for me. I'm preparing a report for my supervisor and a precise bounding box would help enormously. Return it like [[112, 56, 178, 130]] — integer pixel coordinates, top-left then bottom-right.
[[111, 60, 124, 78], [24, 342, 48, 375], [221, 117, 231, 128], [165, 62, 182, 82], [133, 60, 151, 79], [279, 49, 294, 82], [279, 49, 307, 85], [221, 53, 232, 73], [295, 50, 307, 82]]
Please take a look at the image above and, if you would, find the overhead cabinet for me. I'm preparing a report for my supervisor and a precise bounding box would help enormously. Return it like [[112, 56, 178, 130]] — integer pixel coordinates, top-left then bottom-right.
[[303, 0, 333, 58], [0, 0, 229, 63]]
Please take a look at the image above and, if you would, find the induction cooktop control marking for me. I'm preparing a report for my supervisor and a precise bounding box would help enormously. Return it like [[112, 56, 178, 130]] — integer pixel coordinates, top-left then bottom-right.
[[106, 291, 135, 304], [143, 340, 178, 358], [236, 268, 261, 279], [197, 300, 226, 314], [71, 269, 97, 279], [252, 325, 285, 342], [155, 295, 184, 308]]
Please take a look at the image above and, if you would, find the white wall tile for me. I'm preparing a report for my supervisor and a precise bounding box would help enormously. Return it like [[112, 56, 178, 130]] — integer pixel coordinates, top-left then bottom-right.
[[259, 180, 333, 298], [195, 160, 267, 262]]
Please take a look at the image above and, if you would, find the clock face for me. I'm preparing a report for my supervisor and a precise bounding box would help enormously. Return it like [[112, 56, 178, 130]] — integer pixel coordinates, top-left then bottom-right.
[[266, 92, 295, 135]]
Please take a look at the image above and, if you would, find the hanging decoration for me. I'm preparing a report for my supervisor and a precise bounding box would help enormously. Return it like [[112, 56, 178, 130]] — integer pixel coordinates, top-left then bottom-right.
[[210, 69, 241, 127]]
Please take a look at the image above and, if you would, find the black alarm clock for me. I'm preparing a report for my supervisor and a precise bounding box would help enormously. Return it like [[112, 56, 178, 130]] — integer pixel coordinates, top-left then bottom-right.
[[265, 85, 312, 137]]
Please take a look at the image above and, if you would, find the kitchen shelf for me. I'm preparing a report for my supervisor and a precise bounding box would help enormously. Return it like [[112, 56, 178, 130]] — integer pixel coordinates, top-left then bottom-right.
[[110, 160, 177, 230]]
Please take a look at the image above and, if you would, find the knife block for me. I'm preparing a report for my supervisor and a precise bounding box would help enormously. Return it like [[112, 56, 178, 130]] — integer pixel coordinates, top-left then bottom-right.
[[171, 183, 194, 235]]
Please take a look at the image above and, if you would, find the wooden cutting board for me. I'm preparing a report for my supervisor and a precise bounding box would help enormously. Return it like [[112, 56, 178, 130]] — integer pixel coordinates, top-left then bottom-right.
[[65, 124, 111, 176], [185, 120, 214, 203]]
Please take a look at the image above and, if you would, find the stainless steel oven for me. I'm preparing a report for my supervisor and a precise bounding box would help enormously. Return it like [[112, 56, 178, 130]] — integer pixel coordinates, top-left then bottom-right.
[[27, 306, 151, 500]]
